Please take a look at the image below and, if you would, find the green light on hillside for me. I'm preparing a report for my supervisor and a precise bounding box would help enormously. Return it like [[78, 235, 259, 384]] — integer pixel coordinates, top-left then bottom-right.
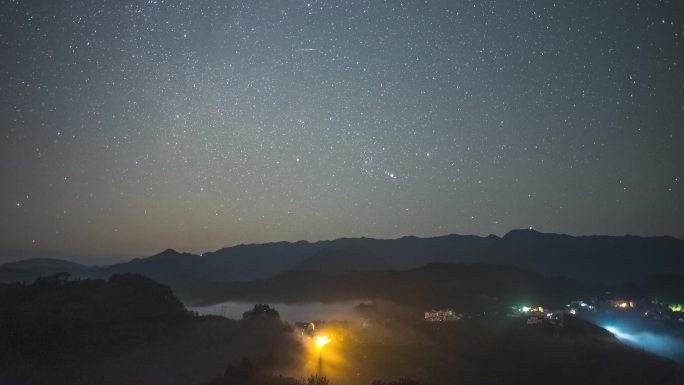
[[669, 304, 683, 312]]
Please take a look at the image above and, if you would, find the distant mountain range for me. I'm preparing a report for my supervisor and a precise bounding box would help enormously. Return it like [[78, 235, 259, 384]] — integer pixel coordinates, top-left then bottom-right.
[[1, 229, 683, 302], [198, 263, 587, 310], [0, 258, 92, 283]]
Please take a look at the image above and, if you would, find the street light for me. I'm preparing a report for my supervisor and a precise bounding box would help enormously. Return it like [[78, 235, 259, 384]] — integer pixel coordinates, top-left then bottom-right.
[[315, 335, 331, 373], [316, 335, 331, 348]]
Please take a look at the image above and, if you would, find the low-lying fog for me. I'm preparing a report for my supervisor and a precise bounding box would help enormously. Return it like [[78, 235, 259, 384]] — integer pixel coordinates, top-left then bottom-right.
[[188, 299, 370, 322], [604, 325, 684, 363]]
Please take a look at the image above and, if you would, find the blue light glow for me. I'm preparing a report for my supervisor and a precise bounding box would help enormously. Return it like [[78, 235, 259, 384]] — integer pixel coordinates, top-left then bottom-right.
[[604, 325, 684, 362]]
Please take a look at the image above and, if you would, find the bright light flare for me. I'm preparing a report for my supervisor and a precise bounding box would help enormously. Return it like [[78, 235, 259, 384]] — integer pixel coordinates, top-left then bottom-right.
[[316, 335, 331, 348], [605, 326, 634, 341]]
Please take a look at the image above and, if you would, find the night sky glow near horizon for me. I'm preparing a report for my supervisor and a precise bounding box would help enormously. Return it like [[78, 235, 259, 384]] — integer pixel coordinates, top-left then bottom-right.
[[1, 1, 683, 263]]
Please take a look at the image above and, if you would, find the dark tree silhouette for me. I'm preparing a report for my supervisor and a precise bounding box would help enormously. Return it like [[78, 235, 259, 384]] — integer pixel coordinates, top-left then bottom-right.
[[206, 357, 328, 385], [242, 304, 280, 320]]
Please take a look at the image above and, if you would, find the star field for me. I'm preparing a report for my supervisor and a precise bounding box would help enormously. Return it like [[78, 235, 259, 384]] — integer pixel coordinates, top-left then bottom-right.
[[1, 0, 682, 260]]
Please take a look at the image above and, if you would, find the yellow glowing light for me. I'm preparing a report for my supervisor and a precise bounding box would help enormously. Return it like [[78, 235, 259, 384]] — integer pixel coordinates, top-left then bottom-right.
[[316, 335, 331, 348]]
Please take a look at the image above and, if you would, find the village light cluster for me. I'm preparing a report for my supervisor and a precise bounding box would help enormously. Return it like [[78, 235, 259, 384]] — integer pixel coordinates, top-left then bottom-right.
[[614, 301, 635, 309], [424, 309, 463, 322], [508, 305, 565, 326]]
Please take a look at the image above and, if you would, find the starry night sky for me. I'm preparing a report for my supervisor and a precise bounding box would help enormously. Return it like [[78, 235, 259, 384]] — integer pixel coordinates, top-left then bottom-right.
[[1, 0, 682, 262]]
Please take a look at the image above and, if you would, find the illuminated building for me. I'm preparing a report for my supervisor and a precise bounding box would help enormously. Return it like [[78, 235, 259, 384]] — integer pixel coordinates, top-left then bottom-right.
[[611, 300, 635, 309], [295, 322, 317, 336], [424, 309, 462, 322]]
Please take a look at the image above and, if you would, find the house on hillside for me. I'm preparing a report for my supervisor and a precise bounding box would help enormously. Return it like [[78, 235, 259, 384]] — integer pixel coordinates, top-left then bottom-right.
[[424, 309, 462, 322], [294, 322, 316, 336]]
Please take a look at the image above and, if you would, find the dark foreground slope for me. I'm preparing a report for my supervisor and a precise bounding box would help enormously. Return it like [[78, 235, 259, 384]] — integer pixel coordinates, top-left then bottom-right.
[[205, 302, 684, 385], [0, 274, 303, 385], [344, 306, 683, 385], [0, 274, 681, 385]]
